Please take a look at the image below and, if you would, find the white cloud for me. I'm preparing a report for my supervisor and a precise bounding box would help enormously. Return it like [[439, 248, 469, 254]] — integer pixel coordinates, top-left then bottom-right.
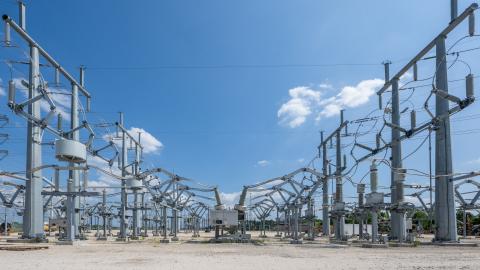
[[129, 127, 163, 154], [319, 83, 333, 90], [277, 86, 321, 128], [338, 79, 384, 108], [319, 79, 384, 119], [103, 127, 163, 154], [297, 158, 305, 163], [220, 191, 241, 208], [256, 160, 271, 167], [0, 78, 5, 96], [278, 79, 384, 127]]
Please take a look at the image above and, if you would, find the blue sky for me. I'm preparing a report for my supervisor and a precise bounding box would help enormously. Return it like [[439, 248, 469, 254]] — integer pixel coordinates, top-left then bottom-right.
[[1, 0, 480, 209]]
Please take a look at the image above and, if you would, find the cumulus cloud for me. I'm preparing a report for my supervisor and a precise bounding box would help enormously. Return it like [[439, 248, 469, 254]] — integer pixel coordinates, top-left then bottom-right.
[[103, 127, 163, 154], [0, 78, 5, 96], [318, 79, 384, 119], [277, 79, 384, 128], [319, 83, 333, 90], [256, 160, 271, 167], [277, 86, 321, 128], [220, 191, 241, 208]]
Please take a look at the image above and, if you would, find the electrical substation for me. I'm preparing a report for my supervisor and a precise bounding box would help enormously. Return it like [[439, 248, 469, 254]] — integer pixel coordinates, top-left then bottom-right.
[[1, 1, 480, 269]]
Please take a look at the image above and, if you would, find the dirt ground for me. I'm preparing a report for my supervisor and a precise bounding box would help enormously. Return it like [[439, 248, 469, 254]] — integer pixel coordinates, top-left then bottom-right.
[[0, 232, 479, 270]]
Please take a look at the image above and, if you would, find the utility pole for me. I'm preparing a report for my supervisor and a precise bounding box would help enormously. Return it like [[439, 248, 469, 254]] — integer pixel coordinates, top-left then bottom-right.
[[384, 60, 406, 242], [434, 33, 457, 242], [320, 131, 330, 236], [335, 110, 345, 240], [357, 183, 365, 239], [23, 41, 44, 239], [119, 112, 127, 241]]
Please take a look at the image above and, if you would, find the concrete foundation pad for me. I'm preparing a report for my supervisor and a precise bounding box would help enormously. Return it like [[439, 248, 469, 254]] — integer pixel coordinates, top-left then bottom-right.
[[322, 244, 349, 248], [421, 242, 478, 247], [7, 238, 48, 244], [290, 239, 303, 244], [388, 242, 415, 248], [329, 240, 349, 245], [361, 243, 388, 248], [115, 238, 128, 242], [171, 237, 179, 242], [56, 240, 85, 246], [0, 245, 49, 251], [159, 239, 170, 243], [96, 237, 108, 241]]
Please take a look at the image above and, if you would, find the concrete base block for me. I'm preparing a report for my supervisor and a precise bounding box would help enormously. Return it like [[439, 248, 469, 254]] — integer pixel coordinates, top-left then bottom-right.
[[388, 242, 415, 247], [421, 241, 478, 247], [96, 236, 108, 241], [290, 239, 303, 244], [56, 240, 84, 246], [171, 237, 179, 242], [361, 243, 388, 248], [330, 240, 349, 245], [159, 239, 170, 243], [7, 238, 48, 244]]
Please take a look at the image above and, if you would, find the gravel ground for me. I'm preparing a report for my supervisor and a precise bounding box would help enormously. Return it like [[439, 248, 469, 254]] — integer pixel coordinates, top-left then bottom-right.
[[0, 233, 479, 270]]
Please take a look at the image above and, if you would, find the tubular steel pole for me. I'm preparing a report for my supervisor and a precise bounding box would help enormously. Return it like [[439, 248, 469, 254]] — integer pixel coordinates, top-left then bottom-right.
[[434, 35, 457, 242], [390, 77, 405, 241], [335, 111, 345, 240], [23, 45, 44, 239], [66, 83, 80, 241], [321, 131, 330, 236], [451, 0, 458, 21], [119, 112, 127, 240], [132, 189, 138, 239], [102, 189, 107, 238], [72, 82, 80, 238]]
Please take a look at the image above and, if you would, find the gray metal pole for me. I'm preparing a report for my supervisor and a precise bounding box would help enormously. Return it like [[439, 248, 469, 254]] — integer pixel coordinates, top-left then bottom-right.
[[66, 178, 75, 241], [163, 206, 167, 238], [132, 189, 138, 238], [69, 82, 80, 239], [370, 163, 378, 243], [451, 0, 458, 21], [391, 77, 405, 241], [335, 111, 345, 240], [357, 184, 365, 239], [119, 112, 127, 240], [102, 189, 107, 238], [23, 45, 44, 239], [18, 1, 26, 31], [321, 132, 330, 236], [4, 207, 7, 236], [434, 35, 457, 242]]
